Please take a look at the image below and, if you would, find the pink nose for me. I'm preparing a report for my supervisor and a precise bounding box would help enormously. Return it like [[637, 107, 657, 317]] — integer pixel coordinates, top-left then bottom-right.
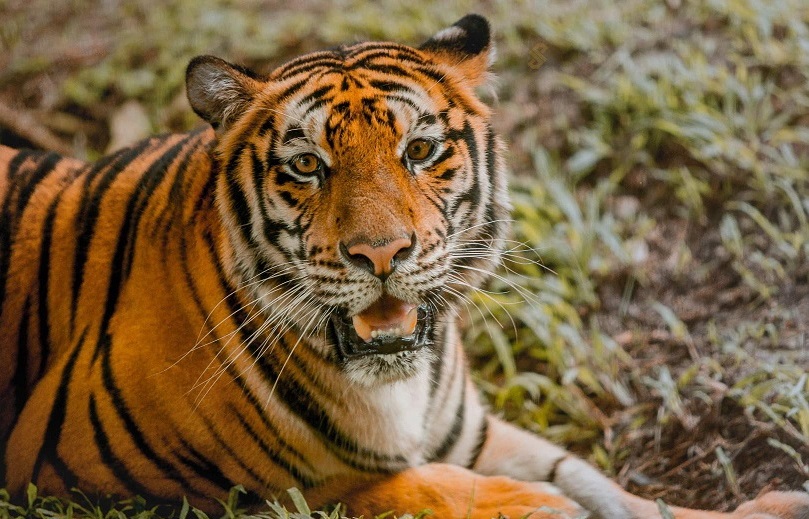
[[341, 235, 415, 279]]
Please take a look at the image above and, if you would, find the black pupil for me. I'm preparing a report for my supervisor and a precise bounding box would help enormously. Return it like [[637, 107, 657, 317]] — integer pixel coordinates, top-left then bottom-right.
[[410, 141, 428, 159]]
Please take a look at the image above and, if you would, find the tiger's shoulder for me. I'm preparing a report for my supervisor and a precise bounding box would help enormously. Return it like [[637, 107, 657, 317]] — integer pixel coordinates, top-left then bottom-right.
[[0, 130, 218, 413]]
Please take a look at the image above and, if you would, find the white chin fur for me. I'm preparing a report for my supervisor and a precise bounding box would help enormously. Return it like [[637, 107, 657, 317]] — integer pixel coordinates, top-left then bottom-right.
[[343, 350, 434, 387]]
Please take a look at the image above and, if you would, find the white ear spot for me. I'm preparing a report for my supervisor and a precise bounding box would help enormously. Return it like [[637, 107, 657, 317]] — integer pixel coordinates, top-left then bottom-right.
[[431, 26, 466, 43]]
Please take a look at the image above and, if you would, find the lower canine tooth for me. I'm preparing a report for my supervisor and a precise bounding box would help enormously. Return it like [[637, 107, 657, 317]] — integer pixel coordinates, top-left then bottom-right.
[[403, 307, 418, 336], [352, 315, 374, 342]]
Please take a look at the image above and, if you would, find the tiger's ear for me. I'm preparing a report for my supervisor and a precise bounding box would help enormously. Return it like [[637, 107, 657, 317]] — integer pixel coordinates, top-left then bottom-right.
[[420, 14, 495, 87], [186, 56, 262, 132]]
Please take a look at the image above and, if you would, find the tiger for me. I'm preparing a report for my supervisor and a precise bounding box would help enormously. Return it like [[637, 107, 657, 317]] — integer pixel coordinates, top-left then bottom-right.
[[1, 13, 807, 519]]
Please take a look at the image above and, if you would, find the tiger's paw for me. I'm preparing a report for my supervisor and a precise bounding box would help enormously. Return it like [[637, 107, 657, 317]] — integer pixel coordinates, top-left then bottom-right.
[[340, 464, 586, 519], [469, 477, 587, 519], [731, 491, 809, 519]]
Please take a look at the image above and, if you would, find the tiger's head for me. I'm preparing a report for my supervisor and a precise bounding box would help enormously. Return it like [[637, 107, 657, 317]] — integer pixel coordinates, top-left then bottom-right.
[[186, 15, 509, 386]]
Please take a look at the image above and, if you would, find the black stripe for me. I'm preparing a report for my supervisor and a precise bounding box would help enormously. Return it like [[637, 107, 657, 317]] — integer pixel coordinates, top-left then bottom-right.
[[446, 121, 480, 216], [278, 189, 298, 208], [88, 393, 158, 499], [179, 221, 213, 327], [303, 97, 330, 114], [12, 297, 31, 415], [268, 332, 335, 400], [258, 115, 276, 137], [277, 57, 343, 81], [253, 343, 405, 472], [0, 151, 60, 314], [429, 328, 452, 399], [229, 406, 317, 488], [416, 67, 476, 114], [357, 63, 413, 78], [155, 137, 202, 246], [417, 113, 438, 126], [480, 127, 501, 252], [420, 182, 450, 224], [71, 140, 153, 332], [195, 411, 276, 491], [4, 149, 35, 178], [273, 170, 299, 188], [0, 151, 33, 315], [35, 193, 61, 377], [484, 126, 496, 178], [349, 46, 423, 63], [332, 100, 350, 114], [120, 137, 191, 278], [258, 228, 295, 270], [547, 455, 569, 483], [91, 137, 189, 361], [192, 138, 218, 217], [384, 94, 423, 113], [466, 416, 489, 469], [175, 438, 235, 494], [433, 147, 456, 179], [31, 331, 85, 488], [297, 85, 335, 111], [73, 148, 122, 227], [412, 65, 447, 84], [13, 152, 61, 217], [170, 132, 222, 320], [250, 146, 273, 227], [99, 333, 196, 490], [282, 126, 305, 145], [277, 76, 314, 101], [348, 51, 423, 70], [429, 377, 466, 461], [360, 97, 377, 112], [438, 167, 457, 181], [223, 143, 256, 248]]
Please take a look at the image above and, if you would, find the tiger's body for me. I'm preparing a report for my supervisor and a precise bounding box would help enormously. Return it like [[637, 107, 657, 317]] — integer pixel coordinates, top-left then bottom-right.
[[1, 15, 807, 519]]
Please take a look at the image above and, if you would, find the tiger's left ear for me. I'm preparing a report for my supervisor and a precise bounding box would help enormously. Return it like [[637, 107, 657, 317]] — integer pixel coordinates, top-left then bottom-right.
[[186, 55, 263, 132], [420, 14, 495, 87]]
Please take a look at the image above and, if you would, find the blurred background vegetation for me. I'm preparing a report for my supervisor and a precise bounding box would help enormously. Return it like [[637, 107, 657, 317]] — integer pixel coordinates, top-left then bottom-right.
[[1, 0, 808, 517]]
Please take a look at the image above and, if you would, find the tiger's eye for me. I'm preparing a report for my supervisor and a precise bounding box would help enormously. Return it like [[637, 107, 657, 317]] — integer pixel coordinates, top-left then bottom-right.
[[406, 139, 434, 161], [292, 154, 321, 175]]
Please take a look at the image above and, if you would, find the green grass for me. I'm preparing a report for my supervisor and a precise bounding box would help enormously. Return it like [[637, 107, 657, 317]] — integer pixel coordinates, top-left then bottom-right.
[[1, 0, 808, 514], [0, 485, 354, 519]]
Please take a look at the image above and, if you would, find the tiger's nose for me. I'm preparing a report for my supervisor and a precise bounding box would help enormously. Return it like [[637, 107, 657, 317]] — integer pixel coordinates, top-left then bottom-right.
[[340, 235, 416, 280]]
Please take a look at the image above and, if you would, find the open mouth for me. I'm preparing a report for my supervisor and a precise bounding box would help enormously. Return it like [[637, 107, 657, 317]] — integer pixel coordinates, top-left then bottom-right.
[[331, 294, 433, 357]]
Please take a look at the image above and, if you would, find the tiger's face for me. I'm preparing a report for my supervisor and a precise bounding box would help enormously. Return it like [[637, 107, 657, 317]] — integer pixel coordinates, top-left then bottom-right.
[[187, 15, 508, 385]]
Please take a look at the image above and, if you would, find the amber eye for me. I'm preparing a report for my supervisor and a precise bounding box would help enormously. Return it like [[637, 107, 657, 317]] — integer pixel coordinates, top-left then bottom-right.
[[405, 139, 434, 162], [291, 154, 321, 175]]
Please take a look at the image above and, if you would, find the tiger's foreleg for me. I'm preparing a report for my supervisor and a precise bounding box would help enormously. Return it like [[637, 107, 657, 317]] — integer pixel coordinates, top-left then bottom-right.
[[473, 416, 809, 519]]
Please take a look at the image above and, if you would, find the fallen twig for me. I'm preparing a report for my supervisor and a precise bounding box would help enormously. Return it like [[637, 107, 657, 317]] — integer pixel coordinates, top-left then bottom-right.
[[0, 99, 73, 155]]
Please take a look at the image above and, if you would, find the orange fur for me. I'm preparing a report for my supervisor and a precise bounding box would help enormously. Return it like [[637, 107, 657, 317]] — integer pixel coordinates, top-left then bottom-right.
[[1, 14, 807, 519]]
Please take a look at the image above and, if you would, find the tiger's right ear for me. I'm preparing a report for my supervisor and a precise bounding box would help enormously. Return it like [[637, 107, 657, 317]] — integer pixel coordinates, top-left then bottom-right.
[[420, 14, 495, 87], [186, 56, 262, 132]]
